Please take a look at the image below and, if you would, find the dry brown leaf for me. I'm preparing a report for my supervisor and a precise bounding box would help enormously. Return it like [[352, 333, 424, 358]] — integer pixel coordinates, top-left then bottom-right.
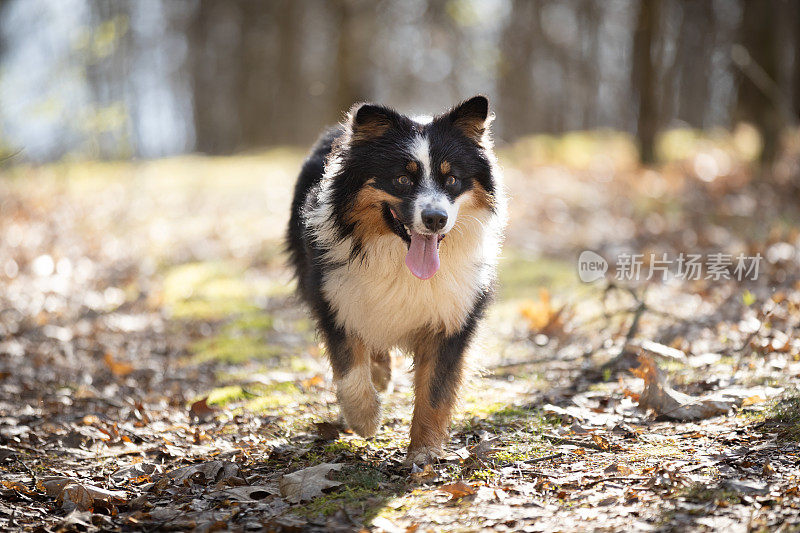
[[189, 397, 218, 421], [742, 395, 766, 406], [302, 375, 325, 388], [591, 434, 611, 451], [104, 352, 134, 377], [520, 288, 566, 335], [438, 481, 476, 499], [626, 339, 687, 362], [410, 463, 437, 482], [216, 485, 278, 502], [314, 421, 340, 441], [632, 355, 738, 420], [279, 463, 343, 503], [45, 479, 126, 512], [167, 460, 244, 486], [2, 480, 33, 495], [604, 463, 634, 476], [59, 484, 94, 511]]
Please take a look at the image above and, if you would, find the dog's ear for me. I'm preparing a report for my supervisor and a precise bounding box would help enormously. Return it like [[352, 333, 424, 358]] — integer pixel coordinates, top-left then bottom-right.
[[348, 103, 398, 143], [446, 95, 491, 144]]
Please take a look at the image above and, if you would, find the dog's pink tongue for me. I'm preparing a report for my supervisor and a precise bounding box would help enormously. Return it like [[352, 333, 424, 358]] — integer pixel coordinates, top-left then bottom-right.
[[405, 230, 440, 280]]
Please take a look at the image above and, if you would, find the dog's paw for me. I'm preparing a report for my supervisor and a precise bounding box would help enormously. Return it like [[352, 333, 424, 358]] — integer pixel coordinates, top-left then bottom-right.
[[344, 411, 380, 438], [405, 446, 443, 467], [336, 366, 381, 438]]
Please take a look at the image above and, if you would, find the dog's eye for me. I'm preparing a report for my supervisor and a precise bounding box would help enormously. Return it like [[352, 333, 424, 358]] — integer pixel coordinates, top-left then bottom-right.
[[395, 176, 411, 187], [445, 176, 459, 187]]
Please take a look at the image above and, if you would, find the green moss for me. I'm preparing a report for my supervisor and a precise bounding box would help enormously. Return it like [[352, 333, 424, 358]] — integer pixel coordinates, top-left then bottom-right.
[[756, 390, 800, 440], [292, 465, 399, 521], [677, 483, 742, 506], [197, 381, 304, 412], [190, 334, 283, 364], [205, 385, 253, 405]]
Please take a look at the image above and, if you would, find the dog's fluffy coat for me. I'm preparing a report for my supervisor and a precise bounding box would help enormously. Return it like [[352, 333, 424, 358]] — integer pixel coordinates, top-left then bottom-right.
[[287, 96, 506, 464]]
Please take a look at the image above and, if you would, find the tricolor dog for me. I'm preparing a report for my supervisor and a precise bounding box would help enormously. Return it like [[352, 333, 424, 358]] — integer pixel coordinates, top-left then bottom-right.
[[287, 96, 506, 465]]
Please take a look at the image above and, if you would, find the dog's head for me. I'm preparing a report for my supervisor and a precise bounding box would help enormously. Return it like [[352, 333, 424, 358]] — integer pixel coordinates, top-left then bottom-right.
[[325, 96, 499, 280]]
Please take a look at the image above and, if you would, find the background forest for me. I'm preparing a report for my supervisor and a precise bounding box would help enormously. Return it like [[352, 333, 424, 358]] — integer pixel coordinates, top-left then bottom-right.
[[1, 0, 799, 165]]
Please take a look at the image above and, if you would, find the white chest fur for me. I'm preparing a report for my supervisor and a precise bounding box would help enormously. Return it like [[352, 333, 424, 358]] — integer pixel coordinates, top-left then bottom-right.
[[321, 218, 497, 350]]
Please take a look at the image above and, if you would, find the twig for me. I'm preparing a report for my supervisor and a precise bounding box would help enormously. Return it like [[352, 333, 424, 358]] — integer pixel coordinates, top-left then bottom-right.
[[523, 452, 564, 464], [733, 302, 777, 355], [542, 434, 608, 452], [600, 287, 648, 374], [582, 476, 648, 489]]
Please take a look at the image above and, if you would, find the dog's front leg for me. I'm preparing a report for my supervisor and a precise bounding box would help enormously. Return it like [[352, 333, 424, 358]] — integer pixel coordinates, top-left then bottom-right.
[[406, 328, 472, 466], [328, 333, 381, 437]]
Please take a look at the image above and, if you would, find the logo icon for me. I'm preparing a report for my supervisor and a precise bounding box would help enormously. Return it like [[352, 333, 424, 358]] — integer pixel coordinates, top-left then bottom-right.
[[578, 250, 607, 283]]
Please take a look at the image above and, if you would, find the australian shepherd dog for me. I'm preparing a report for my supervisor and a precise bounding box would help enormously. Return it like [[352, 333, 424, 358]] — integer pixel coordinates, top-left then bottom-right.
[[287, 96, 506, 465]]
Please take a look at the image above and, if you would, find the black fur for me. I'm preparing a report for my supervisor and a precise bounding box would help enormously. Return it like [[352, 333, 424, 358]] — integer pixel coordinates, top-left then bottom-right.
[[429, 290, 491, 409]]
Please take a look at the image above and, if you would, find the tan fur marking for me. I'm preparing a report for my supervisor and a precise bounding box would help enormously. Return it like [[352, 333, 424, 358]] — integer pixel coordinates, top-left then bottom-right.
[[351, 119, 390, 143], [462, 182, 494, 211], [406, 161, 418, 173], [336, 336, 381, 437], [440, 160, 451, 175], [406, 332, 461, 464], [347, 180, 399, 242], [453, 116, 486, 144]]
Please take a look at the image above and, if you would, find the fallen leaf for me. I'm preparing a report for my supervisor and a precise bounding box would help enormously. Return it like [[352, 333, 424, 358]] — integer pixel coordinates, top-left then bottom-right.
[[604, 463, 634, 476], [0, 447, 16, 462], [104, 352, 134, 377], [111, 462, 162, 484], [167, 460, 244, 486], [215, 485, 279, 502], [279, 463, 343, 503], [742, 395, 766, 406], [189, 397, 218, 422], [409, 463, 437, 482], [50, 480, 126, 511], [314, 421, 340, 441], [626, 340, 686, 362], [591, 434, 611, 451], [632, 355, 738, 420], [371, 516, 405, 533], [520, 289, 567, 335], [1, 480, 33, 495], [302, 375, 325, 388], [438, 481, 476, 499]]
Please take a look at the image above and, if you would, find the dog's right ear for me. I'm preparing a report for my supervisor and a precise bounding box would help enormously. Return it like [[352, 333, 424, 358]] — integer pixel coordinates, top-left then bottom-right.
[[348, 103, 398, 142]]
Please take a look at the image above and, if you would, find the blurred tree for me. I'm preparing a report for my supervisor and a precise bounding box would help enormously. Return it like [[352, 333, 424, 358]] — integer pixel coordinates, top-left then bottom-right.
[[632, 0, 661, 165], [333, 0, 374, 118], [674, 0, 715, 128], [734, 0, 783, 165], [189, 0, 242, 154], [497, 0, 538, 140]]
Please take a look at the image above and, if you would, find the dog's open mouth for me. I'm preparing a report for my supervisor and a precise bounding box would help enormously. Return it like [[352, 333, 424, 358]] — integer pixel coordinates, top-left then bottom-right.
[[383, 204, 445, 280]]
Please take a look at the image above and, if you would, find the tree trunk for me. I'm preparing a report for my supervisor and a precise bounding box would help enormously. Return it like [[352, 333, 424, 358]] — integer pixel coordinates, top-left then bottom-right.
[[735, 0, 782, 165], [632, 0, 661, 165], [497, 0, 538, 140]]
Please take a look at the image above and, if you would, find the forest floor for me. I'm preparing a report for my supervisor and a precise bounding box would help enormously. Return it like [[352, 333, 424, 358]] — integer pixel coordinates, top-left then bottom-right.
[[3, 134, 800, 532]]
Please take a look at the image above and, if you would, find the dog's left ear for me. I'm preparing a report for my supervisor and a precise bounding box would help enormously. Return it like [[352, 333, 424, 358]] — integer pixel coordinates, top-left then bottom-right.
[[447, 95, 491, 143], [347, 103, 398, 143]]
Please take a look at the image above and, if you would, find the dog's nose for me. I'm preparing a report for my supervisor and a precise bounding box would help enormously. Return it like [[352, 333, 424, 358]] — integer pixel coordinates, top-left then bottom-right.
[[421, 208, 448, 232]]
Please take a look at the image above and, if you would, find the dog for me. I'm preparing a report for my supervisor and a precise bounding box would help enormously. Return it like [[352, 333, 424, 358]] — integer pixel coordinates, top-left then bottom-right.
[[286, 95, 506, 465]]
